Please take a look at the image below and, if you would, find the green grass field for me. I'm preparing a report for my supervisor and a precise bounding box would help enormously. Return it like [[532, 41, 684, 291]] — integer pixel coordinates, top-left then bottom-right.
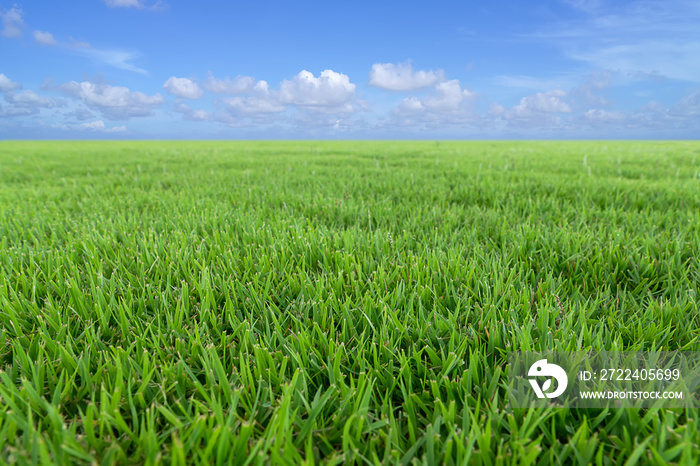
[[1, 141, 699, 465]]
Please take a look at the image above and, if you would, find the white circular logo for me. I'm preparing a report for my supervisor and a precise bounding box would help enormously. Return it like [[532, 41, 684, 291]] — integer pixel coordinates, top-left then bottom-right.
[[528, 359, 568, 399]]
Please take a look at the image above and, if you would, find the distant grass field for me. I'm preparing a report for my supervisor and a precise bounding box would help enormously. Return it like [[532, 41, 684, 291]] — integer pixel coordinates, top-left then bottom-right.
[[1, 141, 699, 465]]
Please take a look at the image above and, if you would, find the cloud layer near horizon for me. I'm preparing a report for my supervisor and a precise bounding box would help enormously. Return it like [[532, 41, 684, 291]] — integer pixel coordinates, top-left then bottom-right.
[[2, 63, 698, 138]]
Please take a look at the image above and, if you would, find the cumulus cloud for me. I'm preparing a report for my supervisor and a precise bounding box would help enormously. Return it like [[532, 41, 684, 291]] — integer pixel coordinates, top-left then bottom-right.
[[0, 73, 21, 92], [4, 90, 56, 108], [104, 0, 144, 8], [369, 62, 444, 91], [60, 81, 163, 120], [397, 97, 424, 113], [34, 30, 56, 45], [422, 80, 477, 113], [279, 70, 355, 108], [163, 77, 203, 99], [390, 98, 427, 127], [171, 74, 284, 124], [390, 79, 477, 126], [221, 95, 285, 117], [511, 90, 571, 115], [0, 86, 62, 120], [82, 120, 127, 132], [216, 77, 286, 121], [572, 91, 700, 134], [203, 73, 267, 94], [83, 120, 106, 129], [197, 70, 362, 127], [172, 103, 211, 121], [1, 7, 23, 38], [492, 89, 572, 127]]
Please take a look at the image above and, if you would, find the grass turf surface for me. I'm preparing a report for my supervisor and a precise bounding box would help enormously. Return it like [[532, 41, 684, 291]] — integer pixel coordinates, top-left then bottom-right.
[[1, 140, 699, 464]]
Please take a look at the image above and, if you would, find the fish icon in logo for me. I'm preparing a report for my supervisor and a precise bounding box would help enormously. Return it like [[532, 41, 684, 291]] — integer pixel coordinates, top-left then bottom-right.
[[528, 359, 568, 399]]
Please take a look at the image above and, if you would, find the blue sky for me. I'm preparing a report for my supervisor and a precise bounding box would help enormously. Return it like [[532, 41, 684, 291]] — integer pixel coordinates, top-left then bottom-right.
[[1, 0, 698, 139]]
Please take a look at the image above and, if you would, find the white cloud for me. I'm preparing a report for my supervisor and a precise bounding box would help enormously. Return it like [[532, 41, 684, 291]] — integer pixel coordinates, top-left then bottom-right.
[[398, 97, 424, 112], [82, 120, 127, 132], [173, 103, 211, 121], [422, 80, 477, 113], [216, 77, 286, 122], [222, 96, 285, 116], [184, 70, 361, 126], [510, 90, 572, 116], [389, 79, 477, 126], [172, 74, 285, 122], [570, 91, 700, 134], [0, 86, 62, 120], [0, 73, 21, 92], [172, 102, 271, 127], [1, 7, 23, 38], [163, 77, 203, 99], [492, 89, 572, 128], [369, 62, 444, 91], [104, 0, 144, 8], [189, 109, 209, 121], [5, 90, 56, 108], [203, 73, 267, 94], [390, 98, 427, 127], [279, 70, 355, 108], [82, 120, 106, 129], [34, 30, 56, 45], [60, 81, 163, 120]]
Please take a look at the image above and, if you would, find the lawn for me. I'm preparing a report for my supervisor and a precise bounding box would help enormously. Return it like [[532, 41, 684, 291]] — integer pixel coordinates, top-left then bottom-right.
[[1, 141, 699, 464]]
